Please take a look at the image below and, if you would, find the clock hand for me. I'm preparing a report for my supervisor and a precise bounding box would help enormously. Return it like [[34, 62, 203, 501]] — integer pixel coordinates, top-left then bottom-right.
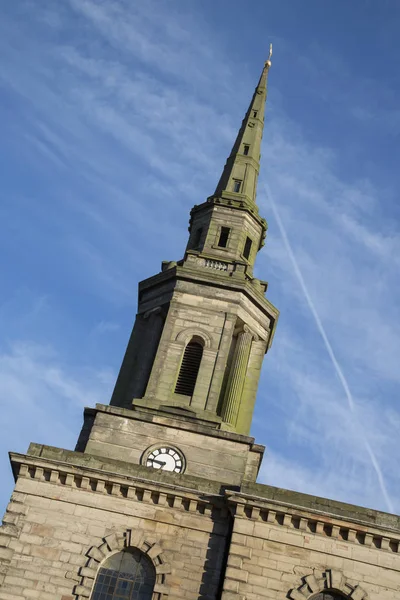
[[149, 459, 166, 467]]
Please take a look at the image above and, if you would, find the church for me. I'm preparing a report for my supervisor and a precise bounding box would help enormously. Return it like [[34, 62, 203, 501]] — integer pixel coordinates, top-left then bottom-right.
[[0, 54, 399, 600]]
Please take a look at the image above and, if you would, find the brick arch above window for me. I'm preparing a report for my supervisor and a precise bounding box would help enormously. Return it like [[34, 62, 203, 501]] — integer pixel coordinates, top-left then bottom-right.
[[73, 529, 171, 600], [175, 328, 212, 349], [288, 569, 367, 600], [90, 548, 155, 600]]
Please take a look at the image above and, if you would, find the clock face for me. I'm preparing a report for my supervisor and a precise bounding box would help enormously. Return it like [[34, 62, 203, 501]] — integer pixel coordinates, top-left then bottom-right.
[[145, 446, 185, 473]]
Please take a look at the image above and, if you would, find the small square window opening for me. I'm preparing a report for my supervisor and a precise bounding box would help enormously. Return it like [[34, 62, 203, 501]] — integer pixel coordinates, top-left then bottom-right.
[[218, 227, 230, 248], [243, 145, 250, 155], [233, 180, 242, 193], [243, 236, 252, 260], [253, 110, 258, 118]]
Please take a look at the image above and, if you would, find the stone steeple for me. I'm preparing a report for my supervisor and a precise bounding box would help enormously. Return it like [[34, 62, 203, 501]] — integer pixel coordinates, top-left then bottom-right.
[[186, 54, 271, 274], [109, 55, 278, 436], [214, 57, 271, 206]]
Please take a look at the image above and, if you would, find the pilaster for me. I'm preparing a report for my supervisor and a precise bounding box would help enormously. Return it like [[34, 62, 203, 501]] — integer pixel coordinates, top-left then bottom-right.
[[221, 326, 256, 428]]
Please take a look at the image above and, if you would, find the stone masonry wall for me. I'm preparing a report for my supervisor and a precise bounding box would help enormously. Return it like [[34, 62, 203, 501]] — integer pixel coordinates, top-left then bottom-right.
[[82, 406, 263, 486], [221, 494, 400, 600], [0, 457, 229, 600], [3, 453, 400, 600]]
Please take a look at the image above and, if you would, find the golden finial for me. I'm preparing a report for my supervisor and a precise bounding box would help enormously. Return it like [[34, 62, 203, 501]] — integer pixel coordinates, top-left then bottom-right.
[[265, 43, 272, 68]]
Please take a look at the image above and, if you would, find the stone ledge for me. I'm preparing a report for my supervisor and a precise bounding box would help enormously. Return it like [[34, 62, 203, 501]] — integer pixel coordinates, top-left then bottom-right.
[[138, 263, 279, 325], [10, 453, 229, 522], [89, 403, 264, 451], [239, 484, 400, 530], [23, 444, 228, 494], [227, 491, 400, 554]]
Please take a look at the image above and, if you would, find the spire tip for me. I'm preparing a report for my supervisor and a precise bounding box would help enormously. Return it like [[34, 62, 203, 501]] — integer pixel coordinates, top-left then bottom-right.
[[265, 43, 272, 68]]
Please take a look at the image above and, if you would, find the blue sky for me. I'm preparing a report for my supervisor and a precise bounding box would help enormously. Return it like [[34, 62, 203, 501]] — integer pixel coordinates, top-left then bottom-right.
[[1, 0, 400, 516]]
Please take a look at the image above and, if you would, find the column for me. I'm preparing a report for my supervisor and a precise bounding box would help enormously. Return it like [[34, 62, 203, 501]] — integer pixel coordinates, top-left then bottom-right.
[[221, 326, 254, 427], [236, 339, 267, 435]]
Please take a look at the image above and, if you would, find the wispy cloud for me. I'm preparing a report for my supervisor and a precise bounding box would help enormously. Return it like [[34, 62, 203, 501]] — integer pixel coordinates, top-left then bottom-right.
[[0, 340, 114, 511], [256, 109, 400, 511], [92, 320, 120, 335], [264, 181, 393, 512]]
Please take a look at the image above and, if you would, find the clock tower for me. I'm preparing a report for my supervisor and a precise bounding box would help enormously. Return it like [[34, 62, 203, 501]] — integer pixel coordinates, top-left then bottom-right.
[[0, 57, 281, 600], [72, 53, 279, 488]]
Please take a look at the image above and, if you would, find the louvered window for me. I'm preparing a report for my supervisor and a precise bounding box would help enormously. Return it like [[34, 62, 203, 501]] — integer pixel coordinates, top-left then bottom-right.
[[175, 341, 203, 396]]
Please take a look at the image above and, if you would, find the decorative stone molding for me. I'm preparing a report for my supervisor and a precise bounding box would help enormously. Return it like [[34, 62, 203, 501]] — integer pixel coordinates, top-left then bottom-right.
[[288, 569, 367, 599], [73, 529, 171, 600], [13, 458, 224, 520], [204, 259, 228, 271], [242, 324, 258, 341], [227, 495, 400, 555], [175, 328, 212, 349]]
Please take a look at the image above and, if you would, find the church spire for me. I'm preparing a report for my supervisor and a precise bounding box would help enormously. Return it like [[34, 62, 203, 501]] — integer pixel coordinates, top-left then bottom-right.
[[110, 51, 279, 437], [213, 47, 272, 208], [185, 51, 273, 273]]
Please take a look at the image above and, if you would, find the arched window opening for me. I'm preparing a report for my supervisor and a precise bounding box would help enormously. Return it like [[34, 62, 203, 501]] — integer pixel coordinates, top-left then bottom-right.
[[90, 548, 155, 600], [313, 593, 348, 600], [175, 340, 203, 396]]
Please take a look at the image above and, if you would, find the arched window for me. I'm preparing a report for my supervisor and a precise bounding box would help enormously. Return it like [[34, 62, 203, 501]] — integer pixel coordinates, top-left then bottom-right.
[[174, 340, 203, 396], [313, 594, 348, 600], [90, 548, 155, 600]]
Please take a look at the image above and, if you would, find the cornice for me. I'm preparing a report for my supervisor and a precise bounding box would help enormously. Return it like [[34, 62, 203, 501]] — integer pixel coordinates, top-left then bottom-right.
[[137, 263, 279, 345], [174, 265, 279, 319], [89, 404, 264, 449], [189, 196, 267, 232], [226, 491, 400, 554], [10, 452, 228, 521]]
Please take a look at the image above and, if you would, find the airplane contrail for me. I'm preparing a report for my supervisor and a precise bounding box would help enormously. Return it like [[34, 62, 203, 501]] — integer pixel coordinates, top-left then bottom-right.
[[263, 182, 394, 514]]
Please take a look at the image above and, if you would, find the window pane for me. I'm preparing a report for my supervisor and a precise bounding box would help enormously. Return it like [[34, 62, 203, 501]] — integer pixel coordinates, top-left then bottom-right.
[[91, 550, 155, 600], [233, 180, 241, 193]]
